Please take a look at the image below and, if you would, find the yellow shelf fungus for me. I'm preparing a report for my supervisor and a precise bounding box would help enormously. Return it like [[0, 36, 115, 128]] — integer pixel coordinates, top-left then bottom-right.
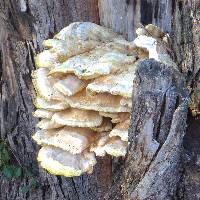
[[33, 127, 100, 154], [32, 22, 168, 177], [37, 146, 97, 177], [109, 119, 130, 142], [51, 108, 103, 128]]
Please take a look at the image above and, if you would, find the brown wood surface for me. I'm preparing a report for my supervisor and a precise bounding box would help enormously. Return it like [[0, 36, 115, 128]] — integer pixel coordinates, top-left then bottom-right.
[[0, 1, 110, 199], [0, 0, 200, 199]]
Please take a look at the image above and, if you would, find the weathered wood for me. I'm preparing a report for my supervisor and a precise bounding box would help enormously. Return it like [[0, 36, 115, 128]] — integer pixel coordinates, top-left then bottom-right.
[[0, 1, 113, 200], [0, 0, 200, 199], [98, 0, 140, 40], [98, 0, 173, 41], [98, 0, 199, 87], [125, 59, 188, 199], [104, 59, 188, 200], [99, 1, 200, 199]]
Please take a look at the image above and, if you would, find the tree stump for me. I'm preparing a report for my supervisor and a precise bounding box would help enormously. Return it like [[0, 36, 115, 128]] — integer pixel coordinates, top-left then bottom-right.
[[0, 0, 199, 199]]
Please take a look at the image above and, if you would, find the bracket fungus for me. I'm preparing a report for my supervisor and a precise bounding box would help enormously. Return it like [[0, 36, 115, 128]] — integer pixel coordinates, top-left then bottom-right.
[[32, 22, 169, 177]]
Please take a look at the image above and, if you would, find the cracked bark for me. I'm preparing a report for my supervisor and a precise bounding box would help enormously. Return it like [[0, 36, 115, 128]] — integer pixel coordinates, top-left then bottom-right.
[[0, 1, 111, 200], [104, 59, 189, 200], [0, 0, 199, 199]]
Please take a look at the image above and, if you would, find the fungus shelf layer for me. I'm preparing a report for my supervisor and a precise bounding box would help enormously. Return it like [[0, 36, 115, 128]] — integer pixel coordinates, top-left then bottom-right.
[[32, 22, 171, 177]]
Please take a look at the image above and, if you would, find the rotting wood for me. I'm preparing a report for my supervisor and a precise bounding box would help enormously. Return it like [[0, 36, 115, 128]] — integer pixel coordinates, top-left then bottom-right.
[[0, 0, 200, 199], [104, 59, 189, 200]]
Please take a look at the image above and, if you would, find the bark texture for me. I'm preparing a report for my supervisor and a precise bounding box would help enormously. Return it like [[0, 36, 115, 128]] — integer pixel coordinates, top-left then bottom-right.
[[0, 1, 112, 200], [104, 59, 189, 200], [0, 0, 199, 199], [126, 60, 188, 199]]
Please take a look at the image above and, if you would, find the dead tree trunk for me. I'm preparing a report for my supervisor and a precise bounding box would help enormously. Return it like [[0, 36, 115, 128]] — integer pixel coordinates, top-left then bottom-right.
[[0, 0, 199, 199], [105, 59, 189, 200]]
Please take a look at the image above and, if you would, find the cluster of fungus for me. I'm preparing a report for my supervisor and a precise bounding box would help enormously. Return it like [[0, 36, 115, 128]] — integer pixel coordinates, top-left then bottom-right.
[[32, 22, 172, 177]]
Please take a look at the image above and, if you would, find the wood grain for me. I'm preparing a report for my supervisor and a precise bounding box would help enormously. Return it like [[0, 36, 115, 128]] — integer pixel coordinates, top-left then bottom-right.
[[98, 0, 140, 40], [0, 0, 200, 199], [0, 1, 112, 200]]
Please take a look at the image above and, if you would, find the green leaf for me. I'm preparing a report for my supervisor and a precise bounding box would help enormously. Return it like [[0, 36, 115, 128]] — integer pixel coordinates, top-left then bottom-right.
[[0, 143, 5, 151], [2, 165, 14, 179], [25, 170, 33, 177], [14, 166, 22, 178], [30, 177, 37, 188], [1, 147, 10, 163], [21, 178, 38, 194], [21, 185, 32, 194]]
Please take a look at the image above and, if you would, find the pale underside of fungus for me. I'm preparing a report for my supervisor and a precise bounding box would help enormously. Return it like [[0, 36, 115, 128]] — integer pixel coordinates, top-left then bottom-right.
[[32, 22, 172, 177]]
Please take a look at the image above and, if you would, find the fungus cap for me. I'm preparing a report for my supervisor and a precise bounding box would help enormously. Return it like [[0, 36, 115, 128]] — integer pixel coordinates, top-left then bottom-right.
[[54, 22, 120, 42], [49, 46, 136, 80], [99, 112, 130, 123], [90, 133, 110, 156], [32, 68, 65, 101], [109, 119, 130, 141], [104, 137, 128, 157], [91, 118, 112, 132], [87, 63, 137, 98], [34, 96, 69, 111], [52, 108, 103, 128], [36, 119, 64, 129], [91, 135, 128, 157], [65, 90, 131, 113], [35, 50, 58, 68], [37, 146, 97, 177], [33, 109, 54, 119], [33, 126, 99, 154], [53, 75, 88, 96], [134, 35, 177, 68]]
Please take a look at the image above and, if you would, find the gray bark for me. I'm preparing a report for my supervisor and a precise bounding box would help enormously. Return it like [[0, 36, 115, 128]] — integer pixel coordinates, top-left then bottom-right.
[[0, 1, 111, 200], [0, 0, 199, 199], [104, 59, 189, 200]]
